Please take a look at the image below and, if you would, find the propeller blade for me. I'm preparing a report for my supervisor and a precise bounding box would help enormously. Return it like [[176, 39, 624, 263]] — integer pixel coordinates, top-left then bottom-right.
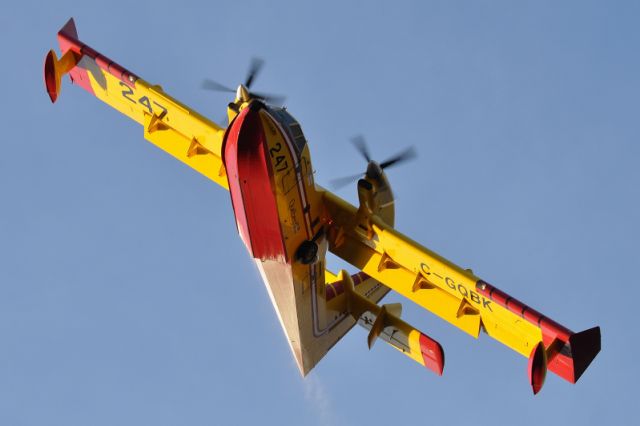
[[202, 79, 235, 93], [351, 135, 372, 163], [379, 146, 417, 170], [250, 91, 286, 106], [245, 57, 264, 88], [329, 172, 365, 190]]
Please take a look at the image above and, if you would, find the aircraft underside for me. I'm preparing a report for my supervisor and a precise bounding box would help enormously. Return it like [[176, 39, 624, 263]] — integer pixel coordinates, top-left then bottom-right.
[[45, 18, 599, 394]]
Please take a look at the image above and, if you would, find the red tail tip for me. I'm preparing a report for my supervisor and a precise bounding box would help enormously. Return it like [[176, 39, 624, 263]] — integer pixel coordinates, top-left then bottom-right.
[[419, 333, 445, 376]]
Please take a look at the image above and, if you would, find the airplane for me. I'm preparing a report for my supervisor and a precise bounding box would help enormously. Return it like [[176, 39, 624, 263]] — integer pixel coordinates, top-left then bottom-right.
[[44, 18, 600, 395]]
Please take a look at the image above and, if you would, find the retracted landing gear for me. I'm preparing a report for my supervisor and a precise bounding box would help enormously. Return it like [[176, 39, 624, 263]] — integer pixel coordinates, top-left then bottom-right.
[[296, 240, 319, 264]]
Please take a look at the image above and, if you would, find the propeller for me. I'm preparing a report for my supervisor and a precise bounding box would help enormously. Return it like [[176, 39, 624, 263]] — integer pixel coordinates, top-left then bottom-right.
[[244, 57, 263, 88], [379, 147, 417, 169], [330, 136, 417, 189], [351, 134, 372, 162], [201, 57, 285, 105]]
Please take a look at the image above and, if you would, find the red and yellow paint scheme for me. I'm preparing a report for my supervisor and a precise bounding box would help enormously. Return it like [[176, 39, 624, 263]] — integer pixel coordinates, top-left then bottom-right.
[[45, 18, 600, 394]]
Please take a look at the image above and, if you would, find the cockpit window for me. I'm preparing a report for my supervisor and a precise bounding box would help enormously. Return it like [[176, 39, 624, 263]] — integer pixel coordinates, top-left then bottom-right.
[[268, 107, 307, 153]]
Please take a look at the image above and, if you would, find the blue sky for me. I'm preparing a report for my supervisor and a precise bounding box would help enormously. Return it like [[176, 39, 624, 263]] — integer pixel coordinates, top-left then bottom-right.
[[1, 1, 638, 425]]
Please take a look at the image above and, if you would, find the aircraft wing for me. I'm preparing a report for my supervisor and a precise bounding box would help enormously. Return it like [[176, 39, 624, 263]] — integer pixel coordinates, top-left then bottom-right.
[[321, 188, 600, 393], [44, 18, 228, 188]]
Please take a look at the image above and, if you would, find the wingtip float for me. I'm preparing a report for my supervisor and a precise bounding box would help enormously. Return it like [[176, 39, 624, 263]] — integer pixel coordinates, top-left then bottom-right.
[[44, 18, 79, 103], [527, 326, 601, 395], [476, 280, 601, 394], [45, 18, 600, 395]]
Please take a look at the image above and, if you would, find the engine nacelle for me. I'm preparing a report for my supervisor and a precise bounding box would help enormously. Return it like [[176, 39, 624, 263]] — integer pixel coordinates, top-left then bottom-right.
[[355, 170, 395, 237]]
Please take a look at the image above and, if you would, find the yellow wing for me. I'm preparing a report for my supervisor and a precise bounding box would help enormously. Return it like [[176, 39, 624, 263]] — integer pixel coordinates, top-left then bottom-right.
[[320, 187, 600, 392], [44, 18, 228, 188]]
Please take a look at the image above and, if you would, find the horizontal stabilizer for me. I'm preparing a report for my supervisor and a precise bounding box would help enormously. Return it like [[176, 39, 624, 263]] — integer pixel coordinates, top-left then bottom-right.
[[337, 270, 444, 375]]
